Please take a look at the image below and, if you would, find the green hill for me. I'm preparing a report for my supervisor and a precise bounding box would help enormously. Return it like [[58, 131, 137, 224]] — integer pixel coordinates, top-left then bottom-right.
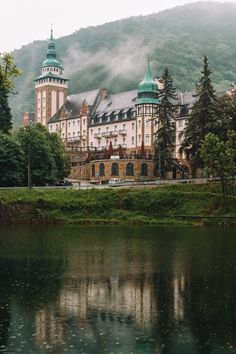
[[9, 1, 236, 125]]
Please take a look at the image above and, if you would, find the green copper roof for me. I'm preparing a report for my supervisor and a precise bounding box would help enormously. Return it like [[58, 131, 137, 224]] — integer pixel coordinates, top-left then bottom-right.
[[137, 61, 160, 105], [41, 29, 63, 70], [42, 58, 63, 69], [136, 97, 160, 105], [34, 71, 68, 81], [138, 61, 158, 94]]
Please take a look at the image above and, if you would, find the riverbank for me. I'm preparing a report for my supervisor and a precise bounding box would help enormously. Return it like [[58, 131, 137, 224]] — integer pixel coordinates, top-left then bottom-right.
[[0, 184, 235, 226]]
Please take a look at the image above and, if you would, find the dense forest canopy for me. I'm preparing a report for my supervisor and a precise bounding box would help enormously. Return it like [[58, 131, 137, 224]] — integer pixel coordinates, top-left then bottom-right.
[[9, 1, 236, 125]]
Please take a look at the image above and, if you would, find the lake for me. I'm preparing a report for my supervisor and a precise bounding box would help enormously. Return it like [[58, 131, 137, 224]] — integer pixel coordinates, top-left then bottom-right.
[[0, 226, 235, 354]]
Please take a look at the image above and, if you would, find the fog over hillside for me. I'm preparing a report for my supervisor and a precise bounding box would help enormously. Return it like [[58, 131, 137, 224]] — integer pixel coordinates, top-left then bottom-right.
[[10, 1, 236, 125]]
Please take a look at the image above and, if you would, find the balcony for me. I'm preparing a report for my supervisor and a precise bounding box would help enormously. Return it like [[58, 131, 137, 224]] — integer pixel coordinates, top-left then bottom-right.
[[82, 135, 87, 141], [122, 144, 127, 148], [94, 133, 102, 139], [102, 132, 109, 138], [67, 136, 81, 142], [101, 131, 119, 138], [119, 129, 127, 136], [111, 131, 118, 137]]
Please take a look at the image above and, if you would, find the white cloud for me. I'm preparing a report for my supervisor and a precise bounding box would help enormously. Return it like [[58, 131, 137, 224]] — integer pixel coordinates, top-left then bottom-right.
[[1, 0, 235, 52]]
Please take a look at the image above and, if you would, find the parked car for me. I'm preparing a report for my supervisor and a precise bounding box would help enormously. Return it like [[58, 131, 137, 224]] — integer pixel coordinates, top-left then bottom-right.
[[108, 178, 124, 187], [56, 180, 73, 187]]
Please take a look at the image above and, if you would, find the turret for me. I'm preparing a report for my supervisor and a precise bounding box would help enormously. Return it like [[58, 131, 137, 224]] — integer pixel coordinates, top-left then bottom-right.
[[34, 29, 68, 127], [136, 61, 160, 152], [137, 60, 160, 105]]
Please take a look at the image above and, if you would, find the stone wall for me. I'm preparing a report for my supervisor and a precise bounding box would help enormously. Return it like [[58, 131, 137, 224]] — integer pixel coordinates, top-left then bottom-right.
[[69, 159, 155, 181]]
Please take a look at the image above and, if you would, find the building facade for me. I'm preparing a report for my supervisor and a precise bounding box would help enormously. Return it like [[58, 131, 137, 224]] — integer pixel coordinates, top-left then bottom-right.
[[35, 30, 68, 126], [35, 32, 196, 181]]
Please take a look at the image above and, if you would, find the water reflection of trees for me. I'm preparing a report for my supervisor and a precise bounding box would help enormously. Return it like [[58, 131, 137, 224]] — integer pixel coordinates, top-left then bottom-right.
[[0, 257, 64, 352]]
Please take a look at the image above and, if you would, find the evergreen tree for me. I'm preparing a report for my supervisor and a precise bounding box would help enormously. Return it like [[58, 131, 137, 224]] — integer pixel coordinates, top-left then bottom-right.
[[155, 67, 177, 178], [0, 71, 12, 134], [182, 56, 218, 174]]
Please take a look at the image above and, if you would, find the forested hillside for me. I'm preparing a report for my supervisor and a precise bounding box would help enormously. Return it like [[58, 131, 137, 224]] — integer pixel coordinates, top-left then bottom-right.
[[9, 1, 236, 125]]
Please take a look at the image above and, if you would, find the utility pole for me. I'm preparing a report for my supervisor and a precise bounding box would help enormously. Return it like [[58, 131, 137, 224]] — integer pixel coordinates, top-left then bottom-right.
[[28, 143, 32, 189]]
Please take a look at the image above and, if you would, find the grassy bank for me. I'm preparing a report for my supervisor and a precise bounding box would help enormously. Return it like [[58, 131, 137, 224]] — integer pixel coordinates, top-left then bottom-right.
[[0, 184, 236, 226]]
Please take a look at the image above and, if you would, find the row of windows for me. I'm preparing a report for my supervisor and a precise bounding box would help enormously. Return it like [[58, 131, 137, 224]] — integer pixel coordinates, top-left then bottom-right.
[[90, 119, 151, 135], [43, 67, 62, 74], [137, 105, 158, 116], [93, 110, 135, 124], [94, 105, 157, 122], [68, 118, 87, 127], [91, 163, 148, 177], [50, 117, 155, 132], [93, 134, 150, 146], [37, 78, 66, 84]]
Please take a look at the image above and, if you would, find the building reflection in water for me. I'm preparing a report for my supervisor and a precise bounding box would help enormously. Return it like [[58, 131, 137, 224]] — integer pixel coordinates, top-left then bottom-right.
[[1, 227, 235, 354], [35, 276, 158, 349], [34, 250, 190, 352]]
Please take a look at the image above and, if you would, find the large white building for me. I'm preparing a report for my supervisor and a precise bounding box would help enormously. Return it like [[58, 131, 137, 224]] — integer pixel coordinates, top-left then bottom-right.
[[35, 31, 196, 180]]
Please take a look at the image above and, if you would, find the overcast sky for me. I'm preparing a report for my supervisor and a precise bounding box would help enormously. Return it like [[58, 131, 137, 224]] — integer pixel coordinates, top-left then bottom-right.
[[0, 0, 235, 52]]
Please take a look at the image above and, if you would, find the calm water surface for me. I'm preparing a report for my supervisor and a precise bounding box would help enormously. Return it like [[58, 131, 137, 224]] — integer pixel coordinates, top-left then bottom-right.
[[0, 226, 235, 354]]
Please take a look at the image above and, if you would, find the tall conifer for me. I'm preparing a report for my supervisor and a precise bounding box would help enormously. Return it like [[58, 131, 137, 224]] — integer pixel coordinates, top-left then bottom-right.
[[0, 71, 12, 134], [155, 67, 176, 178], [182, 56, 218, 173]]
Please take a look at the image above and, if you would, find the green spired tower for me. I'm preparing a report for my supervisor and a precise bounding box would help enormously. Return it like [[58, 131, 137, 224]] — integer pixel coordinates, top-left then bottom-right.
[[136, 60, 160, 152], [34, 29, 68, 127]]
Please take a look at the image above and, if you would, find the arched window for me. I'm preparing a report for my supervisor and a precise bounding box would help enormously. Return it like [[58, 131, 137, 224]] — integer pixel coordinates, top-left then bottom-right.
[[91, 164, 95, 177], [99, 163, 105, 177], [126, 163, 134, 176], [111, 163, 119, 176], [141, 163, 148, 176]]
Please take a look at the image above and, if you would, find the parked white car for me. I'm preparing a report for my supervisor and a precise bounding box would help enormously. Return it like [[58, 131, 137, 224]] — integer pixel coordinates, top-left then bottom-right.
[[108, 178, 124, 187]]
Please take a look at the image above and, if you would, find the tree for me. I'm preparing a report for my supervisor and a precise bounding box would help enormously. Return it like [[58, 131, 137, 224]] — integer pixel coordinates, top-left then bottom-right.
[[48, 133, 71, 179], [0, 133, 24, 186], [154, 67, 176, 178], [0, 53, 21, 93], [0, 53, 21, 134], [17, 125, 57, 186], [0, 72, 12, 134], [16, 124, 70, 186], [217, 94, 236, 140], [33, 124, 71, 179], [200, 131, 236, 203], [182, 56, 218, 175]]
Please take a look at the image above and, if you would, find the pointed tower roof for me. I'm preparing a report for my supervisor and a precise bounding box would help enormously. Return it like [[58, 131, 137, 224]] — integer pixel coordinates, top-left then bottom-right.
[[138, 60, 158, 94], [42, 29, 63, 70], [137, 60, 159, 105]]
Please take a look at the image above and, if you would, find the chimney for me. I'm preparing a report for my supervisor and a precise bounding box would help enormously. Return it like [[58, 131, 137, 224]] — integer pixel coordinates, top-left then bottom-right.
[[155, 78, 164, 90], [101, 88, 108, 99]]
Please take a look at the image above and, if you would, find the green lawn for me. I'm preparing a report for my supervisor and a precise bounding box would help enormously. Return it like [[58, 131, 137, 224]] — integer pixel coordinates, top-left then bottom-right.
[[0, 184, 235, 225]]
